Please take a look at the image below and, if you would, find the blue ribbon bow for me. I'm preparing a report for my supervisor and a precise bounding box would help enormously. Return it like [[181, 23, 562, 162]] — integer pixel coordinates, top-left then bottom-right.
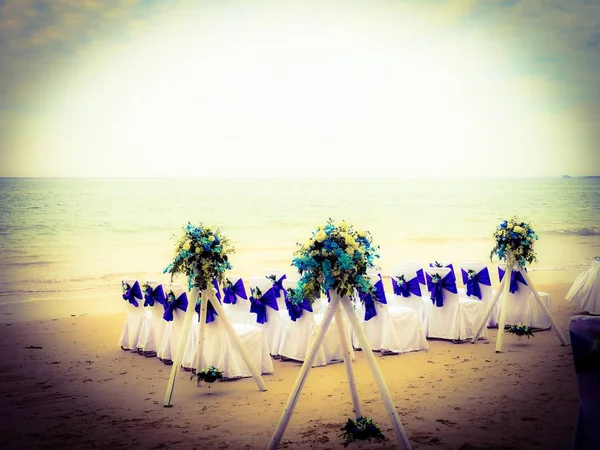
[[460, 268, 492, 300], [270, 274, 287, 298], [426, 272, 458, 307], [223, 278, 248, 305], [249, 287, 279, 324], [358, 276, 387, 321], [144, 284, 166, 307], [392, 276, 422, 297], [195, 295, 219, 324], [498, 267, 528, 293], [122, 281, 143, 307], [285, 296, 313, 321], [162, 291, 189, 321], [416, 268, 426, 285]]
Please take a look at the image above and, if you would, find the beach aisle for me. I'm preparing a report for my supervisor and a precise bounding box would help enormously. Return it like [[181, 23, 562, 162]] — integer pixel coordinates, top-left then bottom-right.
[[0, 283, 581, 449]]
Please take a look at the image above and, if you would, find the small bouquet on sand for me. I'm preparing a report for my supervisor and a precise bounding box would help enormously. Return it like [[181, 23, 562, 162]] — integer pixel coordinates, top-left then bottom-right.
[[490, 216, 538, 268], [291, 218, 380, 303], [340, 416, 386, 447], [194, 366, 223, 384], [506, 323, 535, 339], [164, 222, 234, 291]]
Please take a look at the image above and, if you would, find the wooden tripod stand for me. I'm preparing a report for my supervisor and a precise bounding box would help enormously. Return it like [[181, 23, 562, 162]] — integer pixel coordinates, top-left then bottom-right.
[[471, 259, 567, 352], [163, 287, 267, 407], [267, 290, 411, 450]]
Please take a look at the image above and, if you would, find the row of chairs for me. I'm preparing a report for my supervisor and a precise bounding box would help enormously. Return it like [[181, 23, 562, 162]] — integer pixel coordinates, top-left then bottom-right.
[[118, 261, 553, 378]]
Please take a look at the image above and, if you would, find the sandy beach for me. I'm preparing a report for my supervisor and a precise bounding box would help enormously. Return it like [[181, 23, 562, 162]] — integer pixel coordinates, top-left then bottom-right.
[[0, 281, 585, 450]]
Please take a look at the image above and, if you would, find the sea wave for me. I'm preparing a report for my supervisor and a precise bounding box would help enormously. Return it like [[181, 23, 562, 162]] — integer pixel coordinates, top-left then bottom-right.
[[543, 228, 600, 237]]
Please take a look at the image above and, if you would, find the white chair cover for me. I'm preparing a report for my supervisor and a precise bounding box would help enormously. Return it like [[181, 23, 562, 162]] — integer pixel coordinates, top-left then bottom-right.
[[353, 274, 428, 354], [460, 262, 499, 328], [221, 275, 253, 324], [497, 264, 552, 329], [156, 284, 189, 363], [566, 260, 600, 315], [569, 315, 600, 450], [135, 280, 167, 356], [424, 268, 487, 341], [247, 276, 286, 356], [118, 278, 145, 351]]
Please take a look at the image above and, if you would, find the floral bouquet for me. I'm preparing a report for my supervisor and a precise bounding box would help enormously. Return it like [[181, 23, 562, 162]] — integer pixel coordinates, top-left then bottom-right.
[[164, 222, 234, 292], [490, 216, 538, 268], [506, 323, 535, 339], [291, 219, 380, 303], [340, 416, 386, 447], [194, 365, 223, 383]]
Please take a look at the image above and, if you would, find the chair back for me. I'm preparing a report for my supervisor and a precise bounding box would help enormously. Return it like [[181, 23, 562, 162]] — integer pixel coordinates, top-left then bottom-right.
[[460, 262, 492, 300]]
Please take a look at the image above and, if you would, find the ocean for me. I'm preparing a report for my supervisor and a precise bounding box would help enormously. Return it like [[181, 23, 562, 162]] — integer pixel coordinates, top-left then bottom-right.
[[1, 177, 599, 320]]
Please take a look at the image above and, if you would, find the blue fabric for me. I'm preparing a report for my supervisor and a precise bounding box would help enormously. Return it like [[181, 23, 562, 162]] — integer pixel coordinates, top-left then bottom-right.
[[426, 272, 458, 307], [271, 274, 287, 298], [163, 291, 188, 321], [392, 275, 421, 297], [122, 280, 143, 307], [143, 284, 166, 307], [223, 278, 247, 304], [249, 287, 279, 324], [498, 267, 528, 293], [460, 268, 492, 300], [285, 296, 313, 321], [195, 294, 219, 324]]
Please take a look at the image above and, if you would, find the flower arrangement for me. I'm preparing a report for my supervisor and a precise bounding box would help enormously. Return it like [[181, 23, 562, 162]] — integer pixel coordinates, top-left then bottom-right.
[[340, 416, 386, 447], [490, 216, 538, 268], [164, 222, 234, 291], [291, 219, 380, 302], [194, 366, 223, 384], [506, 323, 535, 339]]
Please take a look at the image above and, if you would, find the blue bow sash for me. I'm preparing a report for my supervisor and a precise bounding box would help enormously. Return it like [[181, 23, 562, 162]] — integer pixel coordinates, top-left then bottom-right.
[[426, 272, 458, 307], [285, 296, 313, 321], [392, 276, 421, 297], [416, 268, 425, 285], [122, 281, 143, 307], [144, 284, 166, 307], [498, 267, 528, 293], [358, 280, 386, 322], [195, 295, 219, 324], [460, 268, 491, 300], [249, 287, 279, 324], [270, 274, 287, 298], [223, 278, 247, 304], [163, 292, 189, 321]]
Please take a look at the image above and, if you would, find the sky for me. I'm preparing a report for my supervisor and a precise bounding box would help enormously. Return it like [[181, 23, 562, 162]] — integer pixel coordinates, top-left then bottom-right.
[[0, 0, 599, 178]]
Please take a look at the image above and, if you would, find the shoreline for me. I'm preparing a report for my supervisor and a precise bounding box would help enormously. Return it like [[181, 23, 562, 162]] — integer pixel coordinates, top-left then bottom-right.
[[1, 280, 588, 449]]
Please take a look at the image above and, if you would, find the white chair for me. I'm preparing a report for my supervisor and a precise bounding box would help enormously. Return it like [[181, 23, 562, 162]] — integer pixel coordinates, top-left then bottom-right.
[[460, 263, 498, 328], [276, 279, 328, 367], [247, 276, 286, 356], [136, 280, 167, 356], [424, 267, 487, 341], [566, 259, 600, 315], [389, 267, 428, 331], [353, 274, 428, 354], [221, 275, 252, 324], [156, 284, 189, 364], [118, 278, 145, 352], [497, 265, 552, 329]]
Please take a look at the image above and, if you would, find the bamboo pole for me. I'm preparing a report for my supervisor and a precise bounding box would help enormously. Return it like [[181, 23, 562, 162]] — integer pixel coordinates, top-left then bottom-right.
[[194, 289, 209, 387], [209, 290, 268, 391], [470, 274, 508, 343], [163, 286, 198, 407], [518, 268, 568, 346], [495, 261, 513, 353], [267, 294, 340, 450], [340, 299, 412, 450], [332, 296, 362, 419]]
